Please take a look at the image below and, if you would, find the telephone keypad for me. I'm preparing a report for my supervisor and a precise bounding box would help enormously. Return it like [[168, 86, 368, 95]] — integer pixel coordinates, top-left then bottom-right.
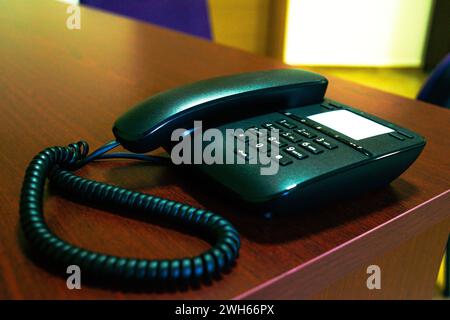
[[250, 117, 340, 165], [241, 107, 381, 166]]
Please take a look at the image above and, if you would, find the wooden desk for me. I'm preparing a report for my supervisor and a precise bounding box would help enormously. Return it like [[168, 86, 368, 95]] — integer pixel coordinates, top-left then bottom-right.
[[0, 0, 449, 299]]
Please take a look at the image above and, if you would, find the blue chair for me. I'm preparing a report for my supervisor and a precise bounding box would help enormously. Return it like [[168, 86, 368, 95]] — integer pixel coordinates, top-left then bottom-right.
[[418, 53, 450, 297], [417, 53, 450, 108], [80, 0, 212, 40]]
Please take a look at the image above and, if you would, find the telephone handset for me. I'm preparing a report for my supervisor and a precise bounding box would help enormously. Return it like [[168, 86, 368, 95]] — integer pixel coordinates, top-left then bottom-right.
[[20, 69, 425, 288], [113, 69, 327, 152]]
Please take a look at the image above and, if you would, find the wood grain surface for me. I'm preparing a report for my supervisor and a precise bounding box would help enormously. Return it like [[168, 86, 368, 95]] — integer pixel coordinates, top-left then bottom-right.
[[0, 0, 449, 299]]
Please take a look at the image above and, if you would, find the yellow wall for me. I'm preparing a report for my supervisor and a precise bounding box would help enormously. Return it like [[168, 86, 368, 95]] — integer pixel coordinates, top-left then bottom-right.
[[208, 0, 272, 55]]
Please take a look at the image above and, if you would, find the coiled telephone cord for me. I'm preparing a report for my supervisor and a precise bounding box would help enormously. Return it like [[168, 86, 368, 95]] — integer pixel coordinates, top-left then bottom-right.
[[19, 140, 240, 286]]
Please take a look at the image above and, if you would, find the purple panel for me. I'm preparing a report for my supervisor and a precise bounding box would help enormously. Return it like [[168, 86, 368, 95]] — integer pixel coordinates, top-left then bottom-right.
[[81, 0, 212, 39]]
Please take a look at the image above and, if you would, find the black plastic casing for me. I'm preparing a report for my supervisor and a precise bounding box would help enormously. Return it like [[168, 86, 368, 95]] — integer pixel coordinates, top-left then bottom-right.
[[113, 69, 425, 213]]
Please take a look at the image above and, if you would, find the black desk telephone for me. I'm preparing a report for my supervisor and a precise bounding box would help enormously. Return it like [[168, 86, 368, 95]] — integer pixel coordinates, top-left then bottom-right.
[[20, 69, 425, 287]]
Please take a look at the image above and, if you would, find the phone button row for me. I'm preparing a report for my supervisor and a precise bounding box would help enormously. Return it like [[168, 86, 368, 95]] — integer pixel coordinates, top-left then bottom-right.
[[284, 146, 308, 160], [276, 119, 297, 129], [396, 130, 413, 139], [250, 141, 271, 153], [261, 122, 284, 132], [321, 102, 334, 110], [388, 132, 405, 141], [281, 131, 302, 143], [273, 153, 293, 166], [314, 137, 337, 149], [267, 136, 287, 148], [234, 132, 250, 143], [294, 128, 317, 139], [332, 136, 372, 156], [234, 147, 253, 160], [299, 141, 323, 154], [247, 127, 267, 138]]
